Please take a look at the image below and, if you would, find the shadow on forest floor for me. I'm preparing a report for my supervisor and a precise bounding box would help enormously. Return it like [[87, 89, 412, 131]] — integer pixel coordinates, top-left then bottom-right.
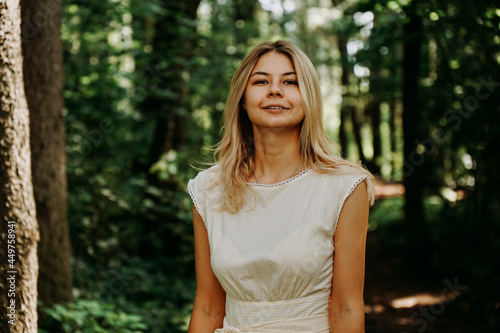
[[364, 224, 498, 333], [366, 180, 499, 332]]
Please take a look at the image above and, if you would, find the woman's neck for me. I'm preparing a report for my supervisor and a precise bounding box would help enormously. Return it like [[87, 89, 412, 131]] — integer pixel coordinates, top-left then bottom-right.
[[250, 128, 304, 184]]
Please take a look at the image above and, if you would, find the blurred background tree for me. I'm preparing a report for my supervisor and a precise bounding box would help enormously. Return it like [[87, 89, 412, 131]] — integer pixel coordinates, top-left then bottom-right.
[[27, 0, 499, 332], [21, 0, 74, 313]]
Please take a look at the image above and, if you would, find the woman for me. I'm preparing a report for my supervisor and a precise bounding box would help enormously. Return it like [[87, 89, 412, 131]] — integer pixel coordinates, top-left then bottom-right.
[[187, 40, 375, 333]]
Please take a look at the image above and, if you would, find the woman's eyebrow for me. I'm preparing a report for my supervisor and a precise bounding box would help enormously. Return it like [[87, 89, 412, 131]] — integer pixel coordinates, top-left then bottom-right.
[[250, 71, 297, 77]]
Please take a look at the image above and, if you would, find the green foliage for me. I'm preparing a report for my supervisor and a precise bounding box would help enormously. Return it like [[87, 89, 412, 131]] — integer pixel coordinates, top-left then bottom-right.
[[39, 299, 147, 333], [56, 1, 199, 332]]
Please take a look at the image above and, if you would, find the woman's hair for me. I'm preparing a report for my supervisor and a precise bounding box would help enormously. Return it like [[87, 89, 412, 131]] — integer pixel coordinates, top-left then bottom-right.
[[211, 40, 375, 213]]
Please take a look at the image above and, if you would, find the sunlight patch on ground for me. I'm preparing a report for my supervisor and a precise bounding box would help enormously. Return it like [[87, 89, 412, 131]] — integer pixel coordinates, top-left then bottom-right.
[[390, 292, 457, 309]]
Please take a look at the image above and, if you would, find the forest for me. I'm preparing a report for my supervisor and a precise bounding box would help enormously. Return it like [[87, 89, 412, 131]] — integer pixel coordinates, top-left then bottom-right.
[[0, 0, 499, 332]]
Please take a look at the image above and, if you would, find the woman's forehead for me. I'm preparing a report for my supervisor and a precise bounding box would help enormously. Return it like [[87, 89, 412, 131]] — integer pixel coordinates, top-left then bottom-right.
[[251, 52, 296, 75]]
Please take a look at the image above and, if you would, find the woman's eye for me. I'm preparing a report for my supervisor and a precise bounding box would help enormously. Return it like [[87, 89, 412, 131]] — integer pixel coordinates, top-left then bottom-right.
[[285, 80, 298, 85], [253, 80, 267, 84]]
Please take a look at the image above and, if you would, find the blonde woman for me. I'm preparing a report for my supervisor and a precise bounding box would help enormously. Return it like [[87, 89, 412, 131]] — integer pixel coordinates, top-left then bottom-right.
[[187, 40, 374, 333]]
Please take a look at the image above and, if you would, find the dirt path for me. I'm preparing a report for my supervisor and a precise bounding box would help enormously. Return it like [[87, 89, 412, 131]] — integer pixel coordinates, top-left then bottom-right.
[[363, 230, 495, 333]]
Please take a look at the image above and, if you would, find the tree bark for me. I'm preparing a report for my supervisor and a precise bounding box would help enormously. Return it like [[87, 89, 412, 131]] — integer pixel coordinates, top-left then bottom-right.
[[20, 0, 73, 307], [0, 1, 39, 331]]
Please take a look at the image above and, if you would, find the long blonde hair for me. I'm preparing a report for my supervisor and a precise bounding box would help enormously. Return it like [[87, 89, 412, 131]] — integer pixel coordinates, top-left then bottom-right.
[[211, 40, 374, 213]]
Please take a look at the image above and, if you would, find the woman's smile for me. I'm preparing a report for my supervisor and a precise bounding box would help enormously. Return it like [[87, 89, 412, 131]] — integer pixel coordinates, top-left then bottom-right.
[[262, 105, 290, 113]]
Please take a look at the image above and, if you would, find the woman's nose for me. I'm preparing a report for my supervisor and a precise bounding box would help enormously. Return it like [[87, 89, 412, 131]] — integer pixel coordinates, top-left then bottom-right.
[[268, 82, 283, 96]]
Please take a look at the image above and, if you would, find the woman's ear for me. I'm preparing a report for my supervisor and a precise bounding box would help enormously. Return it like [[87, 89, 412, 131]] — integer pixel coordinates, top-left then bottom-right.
[[241, 98, 246, 110]]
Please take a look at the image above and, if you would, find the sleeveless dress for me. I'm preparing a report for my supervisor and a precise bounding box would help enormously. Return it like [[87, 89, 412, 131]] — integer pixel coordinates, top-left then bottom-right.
[[187, 164, 373, 333]]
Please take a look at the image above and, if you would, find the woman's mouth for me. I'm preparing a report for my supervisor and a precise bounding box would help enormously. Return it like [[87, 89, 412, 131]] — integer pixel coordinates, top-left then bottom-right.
[[262, 105, 290, 111]]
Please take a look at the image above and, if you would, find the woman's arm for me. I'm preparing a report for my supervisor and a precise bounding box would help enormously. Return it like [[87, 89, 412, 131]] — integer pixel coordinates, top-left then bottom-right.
[[187, 206, 226, 333], [329, 180, 369, 333]]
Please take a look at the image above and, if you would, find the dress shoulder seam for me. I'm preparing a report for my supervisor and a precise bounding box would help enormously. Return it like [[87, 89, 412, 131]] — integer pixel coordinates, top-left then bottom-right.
[[187, 179, 202, 216]]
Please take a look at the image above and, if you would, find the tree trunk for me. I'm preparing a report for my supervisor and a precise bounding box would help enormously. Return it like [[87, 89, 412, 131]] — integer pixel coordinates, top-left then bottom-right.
[[338, 37, 365, 162], [338, 106, 348, 157], [233, 0, 258, 25], [366, 98, 381, 174], [144, 0, 201, 176], [338, 38, 349, 158], [390, 98, 398, 180], [232, 0, 259, 46], [350, 105, 366, 162], [402, 2, 430, 265], [136, 0, 201, 256], [20, 0, 73, 308], [0, 1, 39, 331]]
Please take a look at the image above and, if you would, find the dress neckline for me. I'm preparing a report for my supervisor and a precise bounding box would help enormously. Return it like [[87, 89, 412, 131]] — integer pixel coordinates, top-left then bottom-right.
[[247, 168, 312, 187]]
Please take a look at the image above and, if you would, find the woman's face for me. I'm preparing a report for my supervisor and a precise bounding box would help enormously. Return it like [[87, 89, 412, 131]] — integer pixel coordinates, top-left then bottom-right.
[[243, 52, 305, 131]]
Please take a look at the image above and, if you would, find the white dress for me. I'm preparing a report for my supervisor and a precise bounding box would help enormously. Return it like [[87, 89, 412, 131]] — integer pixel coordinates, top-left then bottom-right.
[[188, 164, 372, 332]]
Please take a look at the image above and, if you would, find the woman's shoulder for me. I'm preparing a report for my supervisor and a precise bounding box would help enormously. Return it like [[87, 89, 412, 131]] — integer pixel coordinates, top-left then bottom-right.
[[311, 162, 375, 206], [187, 164, 222, 212], [310, 168, 367, 187], [312, 162, 369, 179], [191, 163, 220, 178], [189, 164, 221, 189]]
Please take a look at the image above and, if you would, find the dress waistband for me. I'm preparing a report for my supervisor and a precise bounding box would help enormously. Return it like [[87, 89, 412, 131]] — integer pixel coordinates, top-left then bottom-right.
[[216, 291, 331, 332]]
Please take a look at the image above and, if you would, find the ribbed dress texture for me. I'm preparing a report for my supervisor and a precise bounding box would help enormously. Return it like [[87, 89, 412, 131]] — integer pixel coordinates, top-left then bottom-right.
[[188, 164, 372, 332]]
